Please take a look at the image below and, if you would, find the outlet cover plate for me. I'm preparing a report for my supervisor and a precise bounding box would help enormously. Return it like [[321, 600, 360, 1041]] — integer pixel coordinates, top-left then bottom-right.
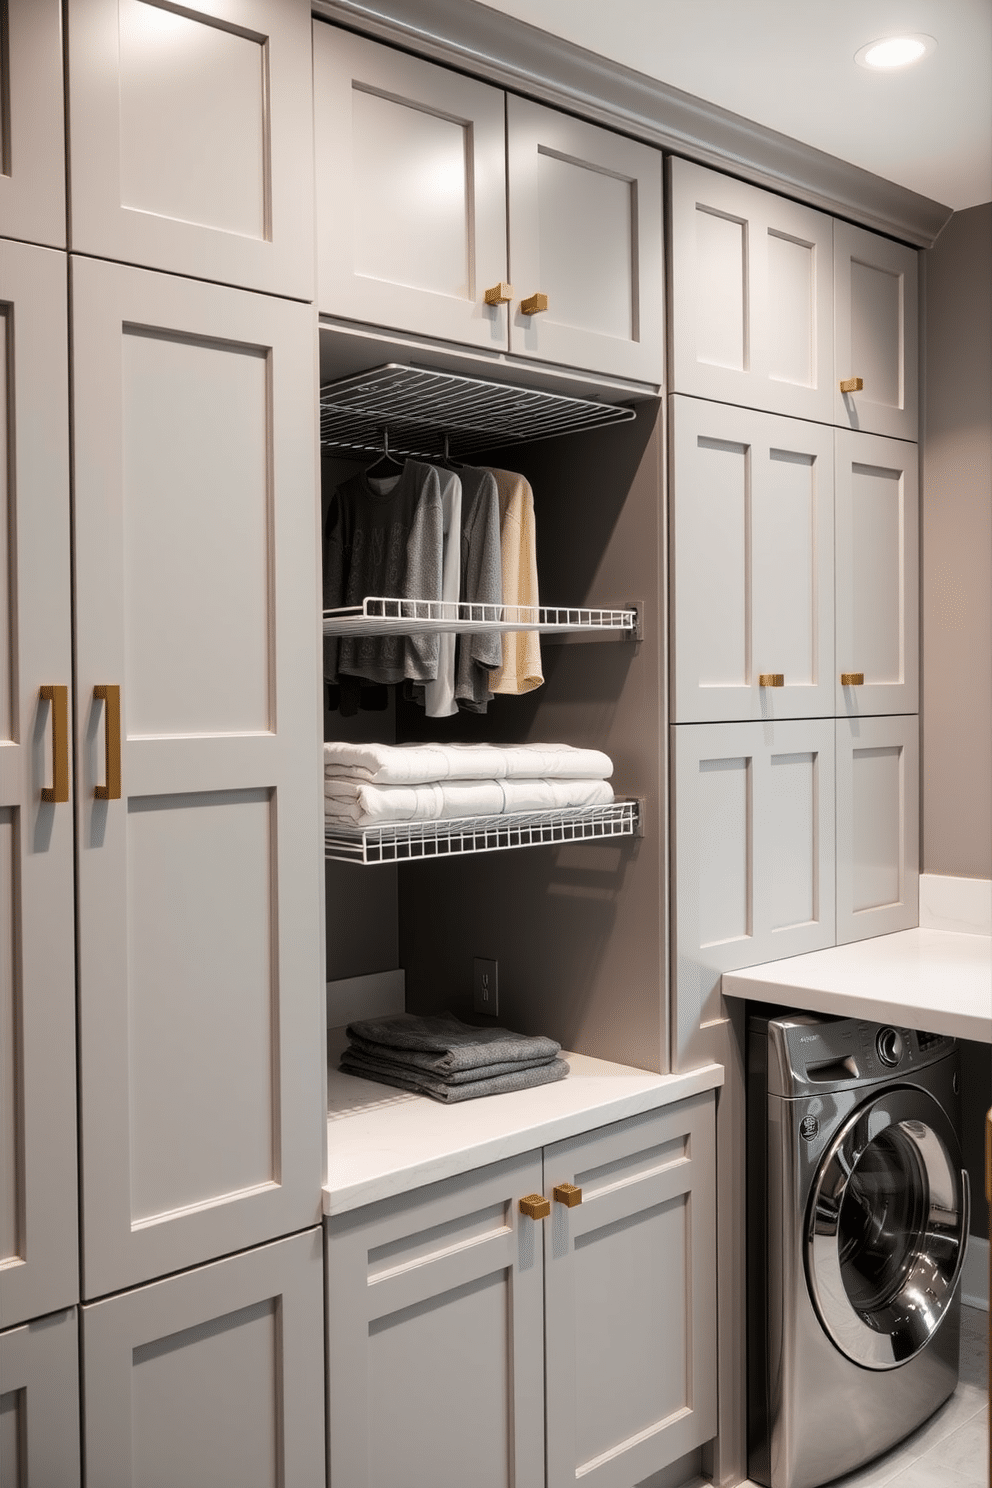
[[473, 957, 498, 1017]]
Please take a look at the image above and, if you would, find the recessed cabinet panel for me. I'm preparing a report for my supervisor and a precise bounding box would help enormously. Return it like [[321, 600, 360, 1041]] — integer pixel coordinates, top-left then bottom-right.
[[67, 0, 313, 297], [0, 1310, 81, 1486], [314, 23, 509, 349], [73, 258, 324, 1298], [669, 159, 833, 420], [834, 222, 918, 439], [835, 431, 918, 715], [0, 0, 66, 247], [82, 1230, 324, 1488], [836, 714, 919, 944], [507, 96, 664, 381], [671, 398, 835, 722], [0, 242, 77, 1330]]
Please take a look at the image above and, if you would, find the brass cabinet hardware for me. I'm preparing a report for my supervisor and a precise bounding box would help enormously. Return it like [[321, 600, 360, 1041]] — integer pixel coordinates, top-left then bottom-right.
[[519, 1193, 550, 1220], [40, 685, 70, 803], [759, 674, 785, 688], [553, 1183, 582, 1208], [484, 282, 514, 306], [520, 293, 549, 316], [841, 672, 865, 686], [94, 684, 122, 801], [839, 377, 864, 394]]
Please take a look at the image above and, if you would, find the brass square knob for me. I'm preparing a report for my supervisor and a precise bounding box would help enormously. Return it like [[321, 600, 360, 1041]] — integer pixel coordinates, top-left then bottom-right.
[[519, 1193, 550, 1220], [484, 282, 514, 306], [520, 292, 549, 316], [759, 673, 785, 688], [839, 376, 864, 394], [553, 1183, 582, 1208]]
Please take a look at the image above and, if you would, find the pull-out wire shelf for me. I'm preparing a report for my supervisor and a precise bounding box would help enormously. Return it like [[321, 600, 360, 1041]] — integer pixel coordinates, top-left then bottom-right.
[[324, 800, 640, 865], [319, 363, 637, 458], [323, 598, 638, 637]]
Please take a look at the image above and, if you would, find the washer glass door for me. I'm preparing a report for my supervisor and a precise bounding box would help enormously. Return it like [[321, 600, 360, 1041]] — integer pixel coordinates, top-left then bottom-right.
[[806, 1086, 969, 1370]]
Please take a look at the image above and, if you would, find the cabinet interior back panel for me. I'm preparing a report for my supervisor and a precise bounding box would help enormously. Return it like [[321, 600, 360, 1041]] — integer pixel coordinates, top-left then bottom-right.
[[850, 745, 903, 912], [850, 259, 903, 411], [122, 329, 271, 737], [368, 1270, 511, 1488], [130, 1299, 280, 1488], [0, 308, 10, 742], [573, 1195, 688, 1467], [697, 755, 751, 948], [755, 451, 815, 686], [851, 463, 903, 683], [766, 231, 814, 389], [536, 151, 633, 340], [766, 752, 816, 931], [126, 788, 275, 1223], [0, 809, 18, 1266], [695, 437, 748, 688], [0, 1389, 23, 1488], [695, 209, 746, 371], [118, 0, 268, 239], [352, 88, 471, 299]]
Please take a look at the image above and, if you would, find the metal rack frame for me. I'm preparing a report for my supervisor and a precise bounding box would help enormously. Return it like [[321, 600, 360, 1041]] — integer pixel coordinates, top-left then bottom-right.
[[323, 597, 639, 637], [324, 800, 641, 865]]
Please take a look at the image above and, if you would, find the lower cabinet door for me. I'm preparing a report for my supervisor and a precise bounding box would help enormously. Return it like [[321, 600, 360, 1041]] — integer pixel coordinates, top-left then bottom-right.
[[81, 1228, 324, 1488], [543, 1097, 717, 1488], [0, 1308, 81, 1488], [325, 1152, 546, 1488], [836, 713, 919, 944]]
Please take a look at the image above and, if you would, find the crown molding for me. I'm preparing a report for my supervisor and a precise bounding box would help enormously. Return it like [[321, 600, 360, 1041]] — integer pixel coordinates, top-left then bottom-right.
[[311, 0, 952, 248]]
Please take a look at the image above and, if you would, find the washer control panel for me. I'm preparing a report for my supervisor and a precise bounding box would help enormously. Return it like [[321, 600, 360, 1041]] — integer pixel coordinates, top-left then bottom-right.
[[761, 1013, 956, 1097]]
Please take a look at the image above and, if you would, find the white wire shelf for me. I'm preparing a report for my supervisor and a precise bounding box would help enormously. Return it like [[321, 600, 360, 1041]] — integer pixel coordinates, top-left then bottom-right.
[[322, 597, 638, 637], [319, 363, 637, 457], [324, 800, 641, 865]]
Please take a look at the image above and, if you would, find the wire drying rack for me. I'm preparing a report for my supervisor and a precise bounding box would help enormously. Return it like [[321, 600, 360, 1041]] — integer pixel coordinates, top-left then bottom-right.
[[324, 799, 641, 865], [319, 363, 637, 458], [322, 598, 639, 638]]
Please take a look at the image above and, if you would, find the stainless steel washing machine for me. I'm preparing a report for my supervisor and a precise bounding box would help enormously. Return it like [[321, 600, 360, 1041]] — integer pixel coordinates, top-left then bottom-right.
[[747, 1011, 970, 1488]]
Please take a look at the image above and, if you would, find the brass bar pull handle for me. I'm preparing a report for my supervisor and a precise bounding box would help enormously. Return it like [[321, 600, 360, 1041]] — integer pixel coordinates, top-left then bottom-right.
[[40, 685, 70, 803], [484, 282, 514, 306], [759, 673, 785, 688], [839, 377, 864, 394], [519, 1193, 550, 1220], [553, 1183, 582, 1208], [841, 672, 865, 687], [520, 292, 549, 316], [94, 685, 122, 801]]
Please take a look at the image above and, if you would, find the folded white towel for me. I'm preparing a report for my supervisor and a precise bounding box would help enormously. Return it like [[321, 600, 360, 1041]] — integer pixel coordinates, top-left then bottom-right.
[[322, 740, 613, 785], [323, 776, 614, 828]]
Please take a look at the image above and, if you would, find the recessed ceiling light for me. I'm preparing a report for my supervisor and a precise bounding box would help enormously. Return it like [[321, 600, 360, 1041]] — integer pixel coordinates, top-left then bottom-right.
[[855, 34, 936, 70]]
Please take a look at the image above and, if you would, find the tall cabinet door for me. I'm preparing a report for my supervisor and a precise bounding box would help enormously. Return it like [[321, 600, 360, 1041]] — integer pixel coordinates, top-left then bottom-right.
[[835, 431, 918, 716], [834, 222, 918, 440], [0, 1309, 81, 1487], [670, 397, 834, 723], [836, 714, 919, 944], [543, 1097, 717, 1488], [506, 97, 664, 382], [0, 241, 78, 1329], [0, 0, 66, 247], [72, 256, 325, 1300], [66, 0, 314, 298], [313, 23, 509, 350], [668, 158, 833, 421]]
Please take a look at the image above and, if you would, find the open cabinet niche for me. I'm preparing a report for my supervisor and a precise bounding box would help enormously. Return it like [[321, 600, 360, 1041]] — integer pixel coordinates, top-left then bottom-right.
[[321, 340, 668, 1073]]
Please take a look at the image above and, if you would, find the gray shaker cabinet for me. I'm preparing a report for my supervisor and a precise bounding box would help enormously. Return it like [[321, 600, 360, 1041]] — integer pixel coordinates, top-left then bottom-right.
[[0, 0, 66, 248], [0, 1308, 81, 1488]]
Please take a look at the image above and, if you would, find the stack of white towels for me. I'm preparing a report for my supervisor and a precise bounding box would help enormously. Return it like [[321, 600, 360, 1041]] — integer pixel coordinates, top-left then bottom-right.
[[323, 741, 615, 828]]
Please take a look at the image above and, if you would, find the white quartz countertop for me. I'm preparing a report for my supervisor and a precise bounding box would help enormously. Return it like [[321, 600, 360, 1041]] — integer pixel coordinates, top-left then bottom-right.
[[723, 928, 992, 1043], [323, 1028, 723, 1216]]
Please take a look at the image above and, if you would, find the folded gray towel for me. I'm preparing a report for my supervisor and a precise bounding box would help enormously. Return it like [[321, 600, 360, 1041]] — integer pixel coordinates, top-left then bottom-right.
[[345, 1011, 561, 1074], [340, 1048, 570, 1103], [344, 1039, 561, 1086]]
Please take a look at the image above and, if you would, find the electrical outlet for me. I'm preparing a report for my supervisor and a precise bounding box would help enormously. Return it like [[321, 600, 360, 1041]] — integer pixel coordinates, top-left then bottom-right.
[[473, 957, 498, 1017]]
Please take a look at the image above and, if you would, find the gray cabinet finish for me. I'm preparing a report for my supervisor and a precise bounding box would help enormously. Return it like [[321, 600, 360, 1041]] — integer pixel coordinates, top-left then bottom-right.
[[834, 221, 919, 440], [0, 1309, 81, 1487], [0, 240, 78, 1329], [0, 1, 66, 248], [82, 1229, 324, 1488], [66, 0, 314, 298]]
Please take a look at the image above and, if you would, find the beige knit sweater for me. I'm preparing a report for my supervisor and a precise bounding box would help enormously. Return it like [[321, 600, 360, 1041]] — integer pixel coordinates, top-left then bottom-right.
[[486, 468, 544, 695]]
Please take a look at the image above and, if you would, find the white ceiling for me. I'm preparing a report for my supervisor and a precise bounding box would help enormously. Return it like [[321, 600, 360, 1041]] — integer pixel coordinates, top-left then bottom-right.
[[475, 0, 992, 212]]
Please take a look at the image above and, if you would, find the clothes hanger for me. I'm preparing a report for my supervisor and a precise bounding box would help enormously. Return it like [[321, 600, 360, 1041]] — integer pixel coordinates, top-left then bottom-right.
[[364, 427, 404, 480], [435, 432, 463, 471]]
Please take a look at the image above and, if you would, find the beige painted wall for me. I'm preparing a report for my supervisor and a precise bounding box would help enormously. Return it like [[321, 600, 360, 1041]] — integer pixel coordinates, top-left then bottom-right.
[[921, 203, 992, 879]]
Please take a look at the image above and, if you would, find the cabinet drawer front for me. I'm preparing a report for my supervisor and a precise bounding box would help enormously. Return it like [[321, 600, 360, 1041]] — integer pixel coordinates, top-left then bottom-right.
[[0, 1309, 80, 1486], [543, 1096, 717, 1488], [314, 23, 509, 350], [836, 713, 919, 943], [834, 222, 919, 439]]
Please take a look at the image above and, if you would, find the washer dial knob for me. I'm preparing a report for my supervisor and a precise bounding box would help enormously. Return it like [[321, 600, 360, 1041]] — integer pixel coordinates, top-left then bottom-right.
[[876, 1027, 904, 1066]]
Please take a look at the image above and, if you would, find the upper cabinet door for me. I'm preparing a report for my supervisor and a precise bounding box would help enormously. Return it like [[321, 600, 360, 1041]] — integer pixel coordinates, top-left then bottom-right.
[[669, 159, 834, 422], [835, 430, 918, 716], [72, 258, 325, 1300], [66, 0, 313, 299], [506, 97, 664, 382], [0, 241, 78, 1330], [670, 397, 835, 723], [0, 0, 66, 247], [834, 222, 918, 440], [314, 24, 509, 350]]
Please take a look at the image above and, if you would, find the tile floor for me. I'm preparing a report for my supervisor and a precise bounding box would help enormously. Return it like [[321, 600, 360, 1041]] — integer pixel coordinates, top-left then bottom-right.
[[742, 1305, 989, 1488]]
